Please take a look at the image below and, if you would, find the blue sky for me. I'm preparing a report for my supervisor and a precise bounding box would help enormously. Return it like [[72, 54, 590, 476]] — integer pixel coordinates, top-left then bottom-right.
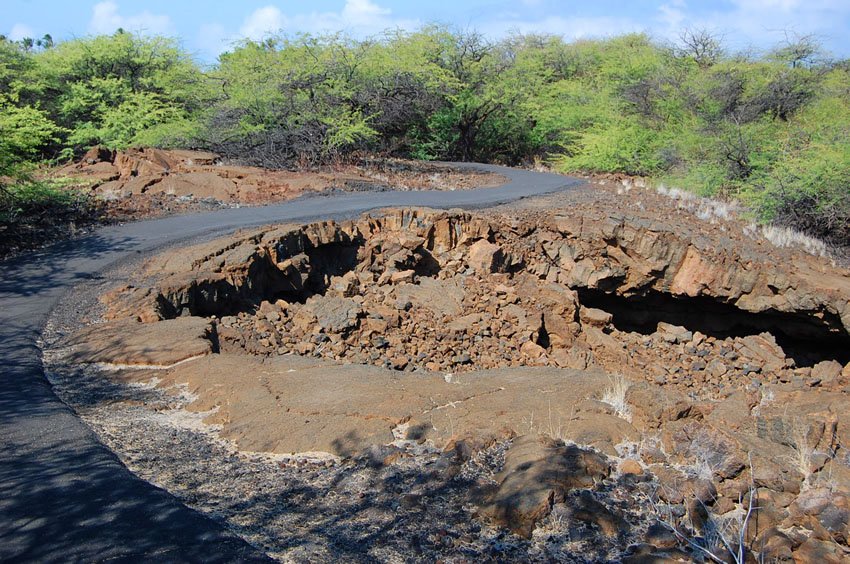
[[3, 0, 849, 63]]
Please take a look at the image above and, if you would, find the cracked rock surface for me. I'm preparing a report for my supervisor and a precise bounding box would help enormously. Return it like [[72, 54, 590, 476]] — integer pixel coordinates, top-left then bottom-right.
[[46, 182, 850, 562]]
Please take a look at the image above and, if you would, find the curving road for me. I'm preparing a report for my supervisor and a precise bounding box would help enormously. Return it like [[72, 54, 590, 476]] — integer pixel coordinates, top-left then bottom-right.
[[0, 164, 580, 562]]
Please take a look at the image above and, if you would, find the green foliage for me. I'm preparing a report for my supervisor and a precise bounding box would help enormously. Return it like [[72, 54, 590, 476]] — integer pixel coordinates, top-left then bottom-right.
[[0, 173, 97, 258], [557, 117, 662, 175], [1, 177, 77, 220], [0, 29, 848, 244], [32, 31, 207, 151], [0, 100, 61, 168]]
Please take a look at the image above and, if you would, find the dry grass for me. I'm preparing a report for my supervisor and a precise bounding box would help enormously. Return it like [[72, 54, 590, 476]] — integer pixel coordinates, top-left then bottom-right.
[[760, 224, 830, 257], [653, 181, 833, 259], [655, 183, 740, 224], [790, 419, 816, 487], [648, 486, 757, 564], [601, 374, 632, 422]]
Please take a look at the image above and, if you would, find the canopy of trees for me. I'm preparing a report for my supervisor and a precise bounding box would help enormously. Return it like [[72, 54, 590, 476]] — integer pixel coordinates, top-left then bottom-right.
[[1, 28, 848, 244]]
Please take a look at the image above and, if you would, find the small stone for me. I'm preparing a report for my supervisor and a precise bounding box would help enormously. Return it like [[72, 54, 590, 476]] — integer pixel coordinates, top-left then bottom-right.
[[453, 352, 472, 365], [619, 459, 643, 476], [390, 270, 416, 284], [579, 307, 613, 328], [390, 355, 408, 370], [706, 359, 728, 377], [371, 336, 389, 349]]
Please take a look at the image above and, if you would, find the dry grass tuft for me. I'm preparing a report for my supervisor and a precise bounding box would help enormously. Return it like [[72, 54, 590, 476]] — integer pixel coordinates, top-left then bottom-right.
[[760, 224, 829, 257], [601, 374, 632, 422]]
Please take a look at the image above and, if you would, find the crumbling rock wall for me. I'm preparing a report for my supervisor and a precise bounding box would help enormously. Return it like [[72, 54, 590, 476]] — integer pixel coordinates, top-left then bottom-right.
[[104, 208, 850, 367], [62, 205, 850, 559]]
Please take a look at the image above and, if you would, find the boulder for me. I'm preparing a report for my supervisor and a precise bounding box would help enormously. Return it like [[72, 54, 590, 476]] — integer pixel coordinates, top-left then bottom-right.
[[579, 307, 613, 328], [520, 340, 547, 361], [656, 322, 693, 344], [305, 296, 362, 333], [477, 435, 611, 538], [793, 538, 846, 564], [811, 360, 842, 387], [467, 239, 504, 274], [736, 333, 788, 373]]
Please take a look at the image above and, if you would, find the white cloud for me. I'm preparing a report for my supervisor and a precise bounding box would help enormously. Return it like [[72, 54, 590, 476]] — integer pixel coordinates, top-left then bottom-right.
[[88, 1, 173, 35], [655, 0, 850, 53], [196, 23, 232, 58], [658, 0, 687, 34], [239, 5, 285, 41], [733, 0, 802, 11], [237, 1, 417, 41], [8, 23, 35, 41], [343, 0, 391, 23], [481, 15, 643, 41]]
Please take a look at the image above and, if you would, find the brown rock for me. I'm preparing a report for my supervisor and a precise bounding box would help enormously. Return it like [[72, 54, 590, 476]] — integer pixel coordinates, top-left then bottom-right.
[[792, 538, 846, 564], [520, 340, 547, 360], [643, 522, 678, 549], [394, 278, 464, 317], [655, 322, 693, 344], [579, 307, 613, 328], [330, 271, 359, 297], [467, 239, 504, 274], [583, 326, 626, 357], [619, 459, 643, 476], [153, 172, 238, 200], [757, 528, 794, 562], [555, 489, 627, 538], [82, 145, 114, 164], [737, 333, 788, 372], [550, 346, 590, 370], [628, 383, 695, 429], [64, 318, 215, 367], [811, 360, 842, 387], [390, 270, 416, 284], [477, 435, 611, 538], [305, 296, 362, 333], [649, 464, 715, 506], [790, 489, 850, 544]]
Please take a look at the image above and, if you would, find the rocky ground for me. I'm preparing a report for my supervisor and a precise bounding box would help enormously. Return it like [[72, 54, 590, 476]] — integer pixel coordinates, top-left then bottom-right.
[[53, 147, 506, 222], [44, 178, 850, 562]]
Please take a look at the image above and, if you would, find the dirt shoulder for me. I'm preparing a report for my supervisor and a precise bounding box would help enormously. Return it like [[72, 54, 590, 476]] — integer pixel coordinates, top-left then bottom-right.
[[53, 147, 507, 222], [1, 150, 506, 260]]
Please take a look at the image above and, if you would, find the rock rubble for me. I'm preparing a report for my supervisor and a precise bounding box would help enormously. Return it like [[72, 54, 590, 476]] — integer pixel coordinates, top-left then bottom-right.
[[54, 202, 850, 562]]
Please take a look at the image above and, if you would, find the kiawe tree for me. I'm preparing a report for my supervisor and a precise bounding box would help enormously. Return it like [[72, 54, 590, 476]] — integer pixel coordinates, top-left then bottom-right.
[[33, 31, 206, 153], [0, 27, 847, 246]]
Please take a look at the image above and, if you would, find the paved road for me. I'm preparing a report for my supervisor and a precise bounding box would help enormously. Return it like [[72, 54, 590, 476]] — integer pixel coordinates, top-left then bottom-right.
[[0, 164, 579, 562]]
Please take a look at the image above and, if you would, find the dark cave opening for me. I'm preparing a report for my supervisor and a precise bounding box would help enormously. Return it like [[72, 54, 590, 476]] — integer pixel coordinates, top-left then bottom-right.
[[576, 287, 850, 368]]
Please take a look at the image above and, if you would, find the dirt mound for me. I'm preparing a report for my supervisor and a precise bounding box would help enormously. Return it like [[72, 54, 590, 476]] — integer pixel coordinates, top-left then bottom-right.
[[53, 200, 850, 560], [54, 147, 506, 220]]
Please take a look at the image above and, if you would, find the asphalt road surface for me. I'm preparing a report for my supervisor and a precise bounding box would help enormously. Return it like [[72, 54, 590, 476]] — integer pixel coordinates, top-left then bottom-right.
[[0, 164, 580, 562]]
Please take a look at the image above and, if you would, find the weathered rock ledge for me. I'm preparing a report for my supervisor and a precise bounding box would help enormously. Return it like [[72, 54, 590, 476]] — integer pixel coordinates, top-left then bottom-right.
[[54, 204, 850, 561]]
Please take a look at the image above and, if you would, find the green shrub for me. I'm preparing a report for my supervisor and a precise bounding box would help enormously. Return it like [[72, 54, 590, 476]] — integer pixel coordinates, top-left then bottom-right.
[[1, 29, 848, 246]]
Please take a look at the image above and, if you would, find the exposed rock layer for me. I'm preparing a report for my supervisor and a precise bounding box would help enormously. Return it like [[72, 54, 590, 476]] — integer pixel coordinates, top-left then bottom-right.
[[59, 204, 850, 561]]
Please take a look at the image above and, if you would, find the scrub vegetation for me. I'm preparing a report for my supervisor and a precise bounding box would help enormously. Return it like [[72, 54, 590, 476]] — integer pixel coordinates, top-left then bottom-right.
[[1, 27, 848, 246]]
